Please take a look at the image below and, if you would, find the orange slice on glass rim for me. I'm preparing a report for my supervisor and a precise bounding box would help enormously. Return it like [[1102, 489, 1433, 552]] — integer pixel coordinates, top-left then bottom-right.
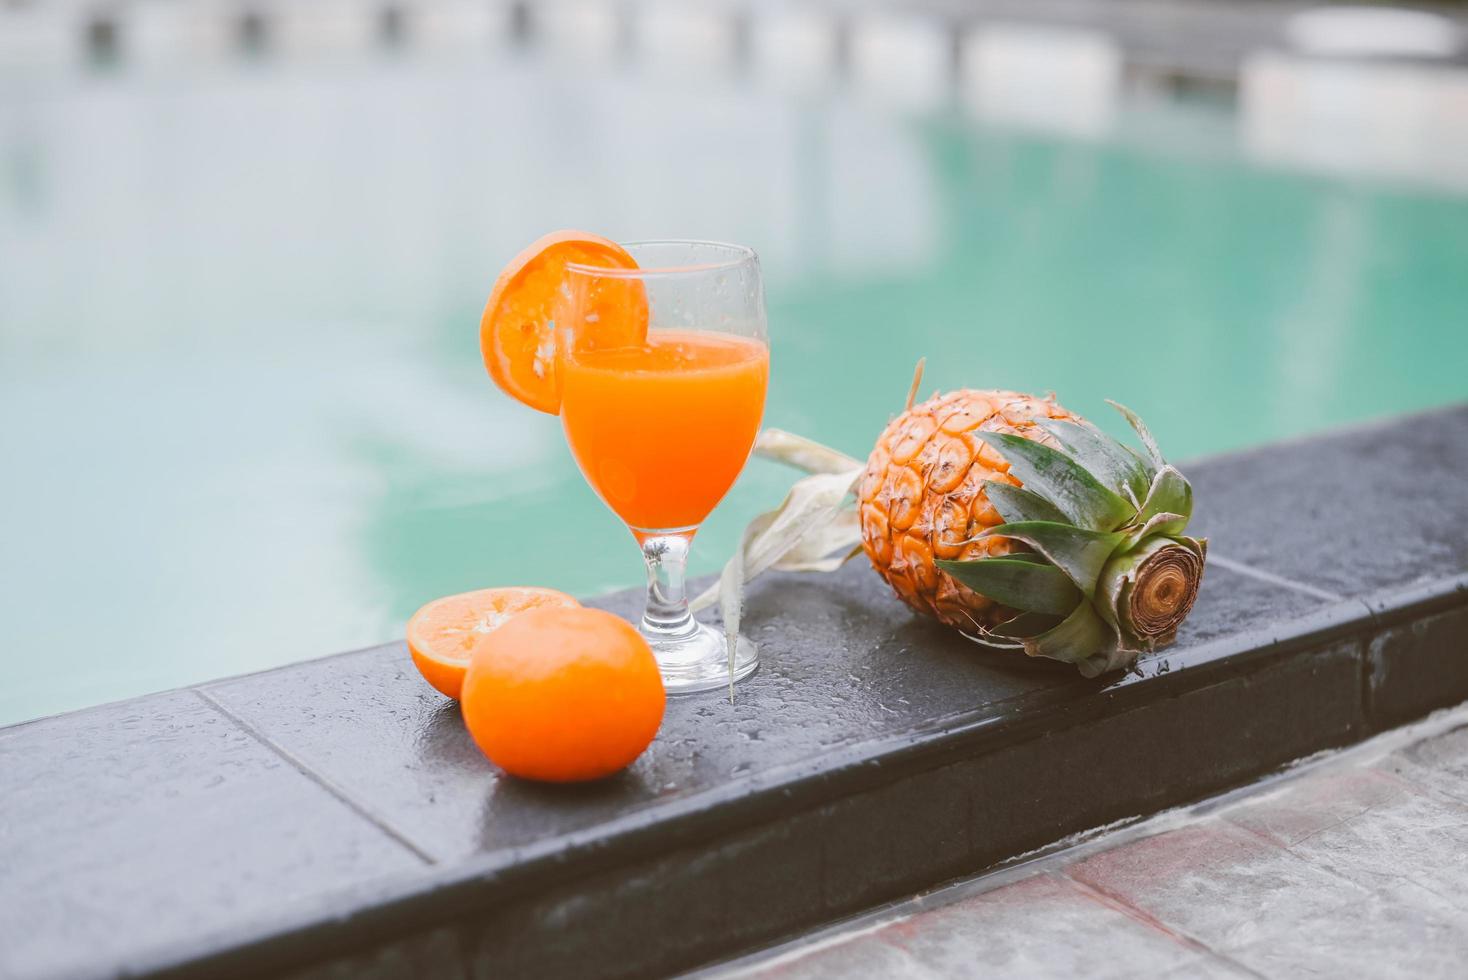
[[479, 230, 648, 414], [407, 587, 580, 699]]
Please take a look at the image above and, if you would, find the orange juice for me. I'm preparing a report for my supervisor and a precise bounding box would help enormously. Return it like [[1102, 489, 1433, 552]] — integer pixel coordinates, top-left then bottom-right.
[[560, 330, 769, 531]]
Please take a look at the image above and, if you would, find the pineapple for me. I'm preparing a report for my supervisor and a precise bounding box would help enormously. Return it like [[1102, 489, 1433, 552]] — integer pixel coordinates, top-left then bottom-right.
[[697, 369, 1208, 678], [855, 388, 1206, 675], [858, 390, 1082, 632]]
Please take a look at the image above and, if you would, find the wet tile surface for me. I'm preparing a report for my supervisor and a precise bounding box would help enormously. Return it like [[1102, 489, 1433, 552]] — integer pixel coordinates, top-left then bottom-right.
[[1160, 563, 1326, 648], [204, 563, 1325, 864], [195, 555, 1042, 863], [0, 692, 421, 980], [1187, 404, 1468, 597]]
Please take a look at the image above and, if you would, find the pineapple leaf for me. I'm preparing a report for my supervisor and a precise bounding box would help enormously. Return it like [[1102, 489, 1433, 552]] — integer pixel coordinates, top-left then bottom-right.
[[973, 432, 1134, 532], [1122, 512, 1189, 551], [1124, 444, 1154, 476], [1137, 465, 1193, 525], [983, 481, 1068, 525], [1077, 647, 1135, 679], [936, 557, 1083, 617], [1022, 601, 1115, 666], [981, 521, 1127, 600], [1107, 401, 1166, 469], [1038, 420, 1151, 504]]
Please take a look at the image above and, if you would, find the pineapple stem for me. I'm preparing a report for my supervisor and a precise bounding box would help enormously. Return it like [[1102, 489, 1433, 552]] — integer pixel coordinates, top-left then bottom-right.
[[1122, 543, 1203, 642]]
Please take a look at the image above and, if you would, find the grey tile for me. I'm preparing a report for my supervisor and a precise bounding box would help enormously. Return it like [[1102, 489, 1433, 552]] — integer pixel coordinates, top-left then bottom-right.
[[1402, 723, 1468, 775], [873, 874, 1206, 980], [1221, 767, 1417, 848], [1065, 820, 1370, 951], [1187, 405, 1468, 598], [1390, 723, 1468, 805], [1228, 882, 1468, 979], [0, 691, 421, 980], [750, 934, 934, 980], [1228, 768, 1468, 915], [1152, 958, 1259, 979], [730, 873, 1209, 980]]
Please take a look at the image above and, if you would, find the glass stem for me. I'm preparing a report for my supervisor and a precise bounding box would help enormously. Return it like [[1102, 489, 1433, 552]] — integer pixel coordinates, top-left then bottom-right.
[[639, 532, 697, 641]]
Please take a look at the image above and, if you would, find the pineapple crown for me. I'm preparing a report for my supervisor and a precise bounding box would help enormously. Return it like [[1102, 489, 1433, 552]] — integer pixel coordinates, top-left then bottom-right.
[[934, 402, 1206, 677]]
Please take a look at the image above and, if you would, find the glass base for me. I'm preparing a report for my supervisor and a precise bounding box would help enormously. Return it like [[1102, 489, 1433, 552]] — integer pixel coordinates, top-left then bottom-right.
[[646, 620, 759, 695]]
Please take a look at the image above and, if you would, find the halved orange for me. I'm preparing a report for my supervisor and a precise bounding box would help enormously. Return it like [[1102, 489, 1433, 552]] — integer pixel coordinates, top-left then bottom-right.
[[479, 230, 648, 414], [407, 587, 580, 699]]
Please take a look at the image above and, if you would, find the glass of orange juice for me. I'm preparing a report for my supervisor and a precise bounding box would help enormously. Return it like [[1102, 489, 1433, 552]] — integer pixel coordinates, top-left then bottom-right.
[[560, 241, 768, 694]]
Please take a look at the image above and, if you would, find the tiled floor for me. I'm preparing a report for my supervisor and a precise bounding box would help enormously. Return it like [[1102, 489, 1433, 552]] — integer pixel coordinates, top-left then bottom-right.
[[704, 704, 1468, 980]]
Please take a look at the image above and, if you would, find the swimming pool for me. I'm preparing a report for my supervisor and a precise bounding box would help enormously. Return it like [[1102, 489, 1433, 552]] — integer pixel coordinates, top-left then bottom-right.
[[3, 54, 1466, 725]]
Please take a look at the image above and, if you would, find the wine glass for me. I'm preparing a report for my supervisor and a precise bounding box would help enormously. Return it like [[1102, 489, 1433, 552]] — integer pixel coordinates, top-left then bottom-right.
[[559, 241, 767, 694]]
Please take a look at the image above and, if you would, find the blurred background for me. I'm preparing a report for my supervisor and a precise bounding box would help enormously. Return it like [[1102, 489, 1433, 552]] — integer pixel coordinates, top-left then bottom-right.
[[3, 0, 1467, 724]]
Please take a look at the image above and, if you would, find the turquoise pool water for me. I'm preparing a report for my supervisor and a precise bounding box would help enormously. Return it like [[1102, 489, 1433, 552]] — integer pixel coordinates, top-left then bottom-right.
[[3, 58, 1466, 725]]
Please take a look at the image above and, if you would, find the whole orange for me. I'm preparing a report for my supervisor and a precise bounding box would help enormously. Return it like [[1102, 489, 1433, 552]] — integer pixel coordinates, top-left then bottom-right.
[[460, 606, 665, 783]]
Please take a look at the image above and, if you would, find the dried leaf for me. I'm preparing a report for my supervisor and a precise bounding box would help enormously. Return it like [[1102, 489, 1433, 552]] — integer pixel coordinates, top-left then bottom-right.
[[754, 429, 863, 476], [719, 513, 764, 702], [771, 509, 863, 571], [691, 466, 864, 691]]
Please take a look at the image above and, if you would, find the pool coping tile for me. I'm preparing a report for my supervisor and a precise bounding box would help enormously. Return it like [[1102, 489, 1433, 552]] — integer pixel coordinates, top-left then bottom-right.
[[3, 404, 1466, 979]]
